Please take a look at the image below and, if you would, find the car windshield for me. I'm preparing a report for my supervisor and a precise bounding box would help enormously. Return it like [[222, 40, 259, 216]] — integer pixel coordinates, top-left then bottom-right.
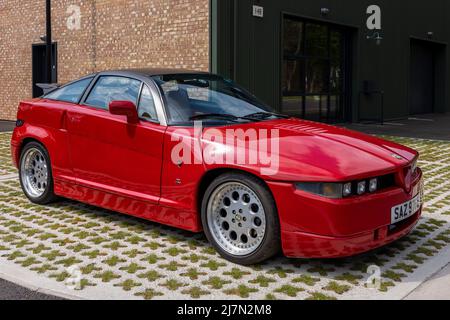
[[151, 74, 279, 125]]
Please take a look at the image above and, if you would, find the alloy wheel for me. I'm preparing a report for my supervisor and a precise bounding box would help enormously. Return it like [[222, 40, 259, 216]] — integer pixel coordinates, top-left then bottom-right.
[[20, 147, 49, 198], [206, 182, 266, 256]]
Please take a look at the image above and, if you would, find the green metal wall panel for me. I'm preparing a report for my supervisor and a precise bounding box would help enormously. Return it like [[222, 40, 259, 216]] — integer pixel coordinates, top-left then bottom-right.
[[212, 0, 450, 122]]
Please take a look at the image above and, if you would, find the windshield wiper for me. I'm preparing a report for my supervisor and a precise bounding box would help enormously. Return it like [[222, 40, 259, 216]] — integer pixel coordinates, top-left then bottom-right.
[[189, 112, 277, 123], [244, 112, 290, 119], [189, 113, 241, 122]]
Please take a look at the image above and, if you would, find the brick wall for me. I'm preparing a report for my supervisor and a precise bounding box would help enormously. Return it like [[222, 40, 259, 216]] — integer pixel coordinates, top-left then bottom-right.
[[0, 0, 210, 120]]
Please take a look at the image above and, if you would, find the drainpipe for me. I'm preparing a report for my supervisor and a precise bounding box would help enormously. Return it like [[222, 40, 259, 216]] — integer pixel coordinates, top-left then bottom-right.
[[45, 0, 52, 83]]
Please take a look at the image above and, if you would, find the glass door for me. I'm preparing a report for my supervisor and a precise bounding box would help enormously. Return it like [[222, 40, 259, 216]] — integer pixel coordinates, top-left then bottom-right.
[[282, 16, 349, 123]]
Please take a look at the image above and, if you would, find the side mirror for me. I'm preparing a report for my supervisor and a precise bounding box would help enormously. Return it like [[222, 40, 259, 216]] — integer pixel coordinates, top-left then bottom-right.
[[109, 100, 139, 124]]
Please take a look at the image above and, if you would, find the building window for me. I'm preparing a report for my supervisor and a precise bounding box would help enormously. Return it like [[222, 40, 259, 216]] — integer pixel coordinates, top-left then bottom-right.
[[282, 16, 348, 123]]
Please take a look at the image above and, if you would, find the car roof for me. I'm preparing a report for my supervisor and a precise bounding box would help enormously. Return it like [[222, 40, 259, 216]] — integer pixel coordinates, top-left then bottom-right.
[[99, 68, 210, 77], [54, 68, 214, 92]]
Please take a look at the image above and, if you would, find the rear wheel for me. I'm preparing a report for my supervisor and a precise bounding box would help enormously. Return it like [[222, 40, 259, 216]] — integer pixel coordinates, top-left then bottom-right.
[[19, 142, 57, 204], [201, 172, 280, 265]]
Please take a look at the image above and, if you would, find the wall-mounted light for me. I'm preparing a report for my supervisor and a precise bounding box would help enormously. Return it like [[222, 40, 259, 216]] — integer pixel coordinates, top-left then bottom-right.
[[320, 8, 330, 16], [366, 31, 383, 45], [427, 31, 434, 39]]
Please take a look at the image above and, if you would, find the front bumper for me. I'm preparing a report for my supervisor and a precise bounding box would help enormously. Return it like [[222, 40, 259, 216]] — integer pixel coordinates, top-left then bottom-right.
[[281, 211, 420, 258], [267, 169, 423, 258]]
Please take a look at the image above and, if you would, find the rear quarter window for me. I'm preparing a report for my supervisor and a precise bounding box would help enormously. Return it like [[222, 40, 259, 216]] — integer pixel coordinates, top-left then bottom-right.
[[44, 77, 93, 103]]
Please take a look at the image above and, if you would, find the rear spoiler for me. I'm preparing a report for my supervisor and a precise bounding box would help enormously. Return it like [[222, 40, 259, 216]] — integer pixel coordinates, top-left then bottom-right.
[[36, 83, 59, 95]]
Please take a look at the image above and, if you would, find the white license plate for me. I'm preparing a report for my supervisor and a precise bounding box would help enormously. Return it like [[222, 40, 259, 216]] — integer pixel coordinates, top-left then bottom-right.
[[391, 193, 421, 224]]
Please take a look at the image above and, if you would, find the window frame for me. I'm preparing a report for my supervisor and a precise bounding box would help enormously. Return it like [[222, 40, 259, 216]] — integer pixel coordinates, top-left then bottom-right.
[[137, 84, 160, 124], [82, 75, 143, 111], [43, 76, 94, 104], [281, 14, 350, 123]]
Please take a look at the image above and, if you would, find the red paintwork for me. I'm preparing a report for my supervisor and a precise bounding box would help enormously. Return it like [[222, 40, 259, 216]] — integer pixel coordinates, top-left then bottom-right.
[[268, 169, 422, 257], [11, 98, 423, 258]]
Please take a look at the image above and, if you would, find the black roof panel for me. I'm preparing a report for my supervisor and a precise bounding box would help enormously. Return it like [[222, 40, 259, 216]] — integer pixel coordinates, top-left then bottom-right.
[[106, 68, 210, 77]]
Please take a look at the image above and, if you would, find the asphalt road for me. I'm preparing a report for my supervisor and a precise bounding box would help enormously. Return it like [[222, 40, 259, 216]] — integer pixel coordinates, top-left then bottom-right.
[[0, 279, 63, 300], [344, 113, 450, 141], [0, 121, 15, 132]]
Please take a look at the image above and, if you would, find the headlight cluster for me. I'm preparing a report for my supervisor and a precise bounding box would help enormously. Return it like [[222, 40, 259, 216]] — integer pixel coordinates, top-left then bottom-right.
[[295, 178, 379, 199]]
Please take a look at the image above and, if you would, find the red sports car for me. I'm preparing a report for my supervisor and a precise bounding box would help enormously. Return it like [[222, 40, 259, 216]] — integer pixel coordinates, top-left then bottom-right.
[[11, 69, 423, 265]]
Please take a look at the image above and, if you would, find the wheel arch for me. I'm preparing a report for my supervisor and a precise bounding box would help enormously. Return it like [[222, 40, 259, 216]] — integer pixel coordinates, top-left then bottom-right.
[[197, 167, 282, 264], [15, 137, 47, 164], [196, 167, 277, 216], [14, 125, 60, 167], [13, 136, 44, 167], [16, 136, 58, 204]]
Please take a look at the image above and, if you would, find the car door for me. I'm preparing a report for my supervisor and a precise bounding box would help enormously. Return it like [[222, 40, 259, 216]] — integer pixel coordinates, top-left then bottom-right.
[[66, 75, 165, 204], [36, 76, 94, 182]]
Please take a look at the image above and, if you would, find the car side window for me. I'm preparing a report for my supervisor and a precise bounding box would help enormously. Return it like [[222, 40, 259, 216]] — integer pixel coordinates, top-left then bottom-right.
[[85, 76, 141, 110], [138, 85, 158, 121], [44, 78, 93, 103]]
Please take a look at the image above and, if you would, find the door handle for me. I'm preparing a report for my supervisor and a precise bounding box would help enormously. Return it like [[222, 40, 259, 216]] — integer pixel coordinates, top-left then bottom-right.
[[59, 110, 68, 131]]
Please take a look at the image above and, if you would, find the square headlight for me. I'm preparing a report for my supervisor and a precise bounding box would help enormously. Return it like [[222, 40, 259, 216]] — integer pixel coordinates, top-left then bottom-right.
[[369, 178, 378, 193], [343, 183, 352, 197], [357, 181, 366, 195]]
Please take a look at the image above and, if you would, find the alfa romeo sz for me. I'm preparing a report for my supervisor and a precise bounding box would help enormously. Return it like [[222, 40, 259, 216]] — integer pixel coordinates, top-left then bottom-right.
[[11, 69, 423, 264]]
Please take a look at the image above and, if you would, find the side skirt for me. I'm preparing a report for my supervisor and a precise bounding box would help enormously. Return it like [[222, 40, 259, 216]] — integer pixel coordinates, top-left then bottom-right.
[[53, 179, 202, 233]]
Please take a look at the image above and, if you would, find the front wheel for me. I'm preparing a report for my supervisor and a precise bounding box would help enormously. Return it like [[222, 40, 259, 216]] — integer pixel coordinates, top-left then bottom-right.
[[19, 141, 57, 204], [201, 172, 280, 265]]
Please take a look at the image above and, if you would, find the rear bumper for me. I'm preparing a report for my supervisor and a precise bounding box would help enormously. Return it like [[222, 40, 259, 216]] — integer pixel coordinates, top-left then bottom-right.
[[268, 169, 423, 258], [10, 134, 19, 169]]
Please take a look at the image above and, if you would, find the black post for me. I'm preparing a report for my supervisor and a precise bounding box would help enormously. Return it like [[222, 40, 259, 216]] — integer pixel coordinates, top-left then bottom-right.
[[45, 0, 52, 83]]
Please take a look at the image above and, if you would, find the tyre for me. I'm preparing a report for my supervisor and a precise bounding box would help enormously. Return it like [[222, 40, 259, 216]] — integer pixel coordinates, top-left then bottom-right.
[[201, 172, 280, 265], [19, 141, 57, 204]]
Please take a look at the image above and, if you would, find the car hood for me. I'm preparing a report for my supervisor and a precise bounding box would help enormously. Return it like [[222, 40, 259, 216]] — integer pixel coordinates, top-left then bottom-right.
[[201, 118, 418, 181]]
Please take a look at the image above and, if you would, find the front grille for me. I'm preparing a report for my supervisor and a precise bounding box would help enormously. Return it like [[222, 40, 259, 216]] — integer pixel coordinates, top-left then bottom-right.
[[378, 173, 396, 190]]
